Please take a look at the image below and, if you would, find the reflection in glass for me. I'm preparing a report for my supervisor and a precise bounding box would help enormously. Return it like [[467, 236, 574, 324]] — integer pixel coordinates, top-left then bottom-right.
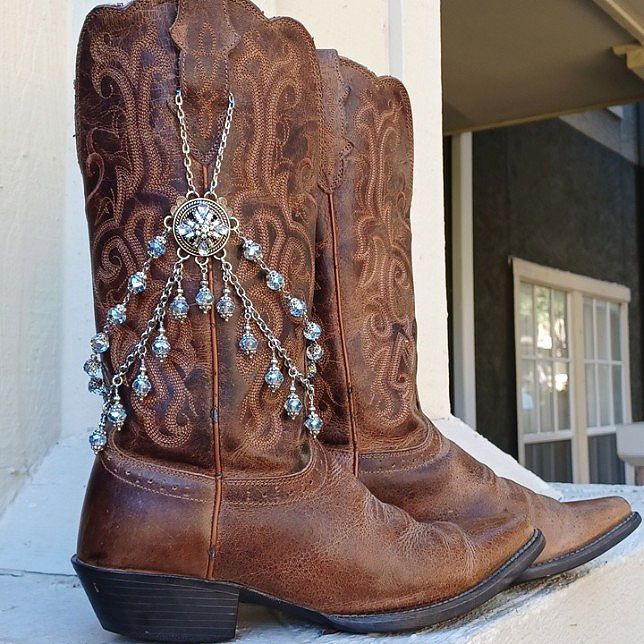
[[552, 290, 567, 358], [613, 365, 623, 425], [596, 300, 608, 360], [555, 362, 570, 430], [583, 297, 594, 359], [520, 359, 537, 433], [589, 434, 625, 484], [525, 440, 573, 483], [535, 286, 552, 355], [519, 283, 534, 356], [585, 364, 597, 427], [609, 303, 621, 360], [597, 364, 610, 426], [538, 361, 554, 432]]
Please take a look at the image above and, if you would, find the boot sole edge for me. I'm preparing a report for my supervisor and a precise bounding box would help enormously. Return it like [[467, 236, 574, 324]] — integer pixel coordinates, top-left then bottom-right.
[[72, 529, 543, 641]]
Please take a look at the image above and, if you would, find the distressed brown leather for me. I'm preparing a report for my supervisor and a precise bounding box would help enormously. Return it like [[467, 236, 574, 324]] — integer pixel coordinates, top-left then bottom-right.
[[75, 0, 537, 615], [314, 51, 633, 567]]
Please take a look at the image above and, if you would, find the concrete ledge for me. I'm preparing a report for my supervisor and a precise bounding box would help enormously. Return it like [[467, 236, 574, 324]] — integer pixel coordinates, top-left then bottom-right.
[[0, 438, 641, 642]]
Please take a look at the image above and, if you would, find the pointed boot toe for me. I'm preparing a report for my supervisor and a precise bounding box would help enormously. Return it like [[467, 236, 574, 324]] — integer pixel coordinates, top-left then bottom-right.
[[518, 495, 640, 581]]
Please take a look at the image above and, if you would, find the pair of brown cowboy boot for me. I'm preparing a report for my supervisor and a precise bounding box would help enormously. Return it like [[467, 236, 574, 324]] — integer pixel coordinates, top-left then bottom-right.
[[72, 1, 640, 642]]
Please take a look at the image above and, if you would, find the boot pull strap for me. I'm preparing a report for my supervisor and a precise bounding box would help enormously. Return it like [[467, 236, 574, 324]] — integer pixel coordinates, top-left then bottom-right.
[[170, 0, 240, 165], [317, 49, 353, 193]]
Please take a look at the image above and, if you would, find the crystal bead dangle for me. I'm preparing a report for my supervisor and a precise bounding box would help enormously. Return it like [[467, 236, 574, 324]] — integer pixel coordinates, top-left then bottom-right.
[[132, 360, 152, 399], [239, 318, 259, 356], [284, 380, 303, 419], [264, 354, 284, 392], [152, 324, 171, 362], [84, 355, 102, 380], [304, 405, 323, 438], [216, 287, 235, 321], [107, 395, 127, 431], [195, 258, 214, 313], [170, 291, 190, 322]]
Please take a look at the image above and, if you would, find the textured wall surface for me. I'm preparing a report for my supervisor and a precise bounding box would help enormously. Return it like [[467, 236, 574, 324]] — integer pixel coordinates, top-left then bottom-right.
[[472, 117, 643, 455], [0, 1, 68, 514]]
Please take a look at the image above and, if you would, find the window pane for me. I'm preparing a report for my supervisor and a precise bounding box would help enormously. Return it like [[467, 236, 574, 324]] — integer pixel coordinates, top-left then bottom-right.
[[555, 362, 570, 430], [525, 440, 573, 483], [585, 364, 597, 427], [519, 283, 534, 356], [609, 303, 621, 361], [589, 434, 625, 484], [613, 365, 623, 425], [583, 297, 594, 359], [552, 290, 568, 358], [596, 300, 608, 360], [597, 364, 611, 426], [538, 361, 554, 432], [535, 286, 552, 356], [520, 359, 537, 434]]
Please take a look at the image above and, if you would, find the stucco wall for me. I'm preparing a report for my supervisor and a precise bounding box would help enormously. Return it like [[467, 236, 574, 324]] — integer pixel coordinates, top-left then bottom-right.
[[0, 0, 449, 515], [0, 2, 68, 513]]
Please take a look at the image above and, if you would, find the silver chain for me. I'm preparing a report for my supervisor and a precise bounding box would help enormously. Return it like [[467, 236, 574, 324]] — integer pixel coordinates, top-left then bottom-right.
[[175, 90, 235, 197], [108, 258, 185, 397], [222, 259, 313, 395]]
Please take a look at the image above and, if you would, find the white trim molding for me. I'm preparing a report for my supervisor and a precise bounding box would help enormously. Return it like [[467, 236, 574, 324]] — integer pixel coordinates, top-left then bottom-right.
[[451, 133, 477, 427]]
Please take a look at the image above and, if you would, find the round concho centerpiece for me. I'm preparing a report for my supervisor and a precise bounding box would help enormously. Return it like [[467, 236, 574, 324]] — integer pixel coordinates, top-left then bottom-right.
[[172, 197, 231, 257]]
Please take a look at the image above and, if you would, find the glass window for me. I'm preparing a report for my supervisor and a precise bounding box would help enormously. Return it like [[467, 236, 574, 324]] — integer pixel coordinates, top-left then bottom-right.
[[589, 434, 625, 484], [515, 266, 629, 485], [525, 440, 573, 483]]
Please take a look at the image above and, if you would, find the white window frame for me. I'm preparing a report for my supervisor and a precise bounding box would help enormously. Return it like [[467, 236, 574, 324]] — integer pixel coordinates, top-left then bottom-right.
[[512, 258, 631, 484]]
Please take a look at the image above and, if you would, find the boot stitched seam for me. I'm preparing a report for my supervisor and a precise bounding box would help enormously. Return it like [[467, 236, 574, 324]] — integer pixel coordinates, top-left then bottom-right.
[[99, 457, 209, 503]]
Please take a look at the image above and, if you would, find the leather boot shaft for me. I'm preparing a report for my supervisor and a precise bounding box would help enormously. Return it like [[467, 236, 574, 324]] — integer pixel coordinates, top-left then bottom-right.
[[315, 52, 427, 454], [76, 0, 317, 476]]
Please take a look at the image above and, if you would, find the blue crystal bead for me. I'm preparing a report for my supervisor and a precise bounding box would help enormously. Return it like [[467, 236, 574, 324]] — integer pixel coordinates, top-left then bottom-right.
[[170, 295, 190, 322], [152, 335, 171, 361], [288, 297, 307, 319], [266, 271, 285, 291], [88, 378, 105, 396], [133, 373, 152, 399], [304, 321, 322, 341], [196, 287, 215, 313], [239, 330, 259, 356], [306, 343, 324, 363], [89, 431, 107, 453], [284, 391, 303, 419], [107, 304, 127, 325], [83, 355, 102, 380], [91, 332, 109, 354], [216, 292, 235, 321], [147, 236, 166, 258], [242, 240, 263, 261], [107, 402, 127, 429], [128, 272, 147, 294], [304, 410, 323, 437], [264, 364, 284, 392]]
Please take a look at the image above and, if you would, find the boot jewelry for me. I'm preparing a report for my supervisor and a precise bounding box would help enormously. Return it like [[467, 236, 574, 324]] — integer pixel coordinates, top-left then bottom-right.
[[84, 90, 323, 453]]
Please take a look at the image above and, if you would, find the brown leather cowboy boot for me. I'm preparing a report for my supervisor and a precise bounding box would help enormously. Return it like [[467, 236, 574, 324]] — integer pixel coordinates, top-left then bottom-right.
[[314, 49, 640, 583], [71, 2, 544, 642]]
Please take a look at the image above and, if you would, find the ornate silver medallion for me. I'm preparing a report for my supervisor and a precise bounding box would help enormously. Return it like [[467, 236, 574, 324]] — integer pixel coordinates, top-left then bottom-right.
[[172, 197, 230, 257]]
